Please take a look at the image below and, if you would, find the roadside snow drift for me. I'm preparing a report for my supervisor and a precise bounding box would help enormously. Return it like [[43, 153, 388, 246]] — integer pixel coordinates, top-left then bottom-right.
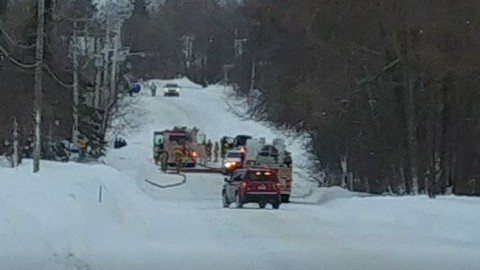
[[1, 78, 480, 270]]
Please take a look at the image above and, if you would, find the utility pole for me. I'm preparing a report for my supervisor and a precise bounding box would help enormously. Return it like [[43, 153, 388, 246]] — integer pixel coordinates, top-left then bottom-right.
[[94, 34, 102, 109], [110, 20, 121, 104], [33, 0, 46, 173], [249, 60, 256, 92], [72, 21, 80, 145], [12, 117, 19, 168], [102, 15, 111, 108]]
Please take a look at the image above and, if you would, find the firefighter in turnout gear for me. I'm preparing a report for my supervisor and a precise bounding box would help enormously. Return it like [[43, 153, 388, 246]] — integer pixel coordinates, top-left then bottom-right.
[[174, 147, 184, 174], [182, 144, 190, 157], [213, 141, 219, 162], [150, 82, 157, 96], [153, 145, 161, 164], [78, 135, 89, 161], [206, 140, 212, 161], [158, 149, 168, 173], [221, 140, 229, 159]]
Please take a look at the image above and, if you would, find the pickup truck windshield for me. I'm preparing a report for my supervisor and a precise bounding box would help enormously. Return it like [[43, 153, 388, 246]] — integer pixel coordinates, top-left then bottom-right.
[[227, 152, 241, 158]]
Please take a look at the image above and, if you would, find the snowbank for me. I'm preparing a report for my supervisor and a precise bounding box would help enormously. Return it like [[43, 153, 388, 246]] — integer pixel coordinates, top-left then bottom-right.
[[305, 186, 369, 204], [0, 160, 149, 270]]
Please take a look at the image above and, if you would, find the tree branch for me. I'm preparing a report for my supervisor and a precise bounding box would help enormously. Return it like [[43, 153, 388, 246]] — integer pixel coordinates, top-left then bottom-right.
[[354, 58, 402, 93]]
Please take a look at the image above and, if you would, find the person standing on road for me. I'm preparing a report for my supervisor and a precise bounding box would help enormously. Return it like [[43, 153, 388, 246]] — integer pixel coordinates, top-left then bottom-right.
[[159, 149, 168, 173], [206, 140, 212, 162], [213, 141, 219, 162], [221, 139, 229, 159], [150, 82, 157, 96], [174, 147, 183, 174]]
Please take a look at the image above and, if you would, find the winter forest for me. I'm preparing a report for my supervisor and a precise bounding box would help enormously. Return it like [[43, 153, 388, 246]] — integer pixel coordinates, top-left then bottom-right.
[[2, 0, 480, 196]]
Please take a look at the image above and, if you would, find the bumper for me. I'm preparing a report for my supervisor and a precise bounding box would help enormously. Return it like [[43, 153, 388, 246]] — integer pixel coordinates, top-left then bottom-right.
[[240, 192, 280, 204], [164, 91, 179, 96], [223, 166, 241, 175]]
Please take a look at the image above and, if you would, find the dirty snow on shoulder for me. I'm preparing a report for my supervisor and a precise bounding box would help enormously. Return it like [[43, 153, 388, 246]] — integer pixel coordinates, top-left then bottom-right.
[[1, 78, 479, 270]]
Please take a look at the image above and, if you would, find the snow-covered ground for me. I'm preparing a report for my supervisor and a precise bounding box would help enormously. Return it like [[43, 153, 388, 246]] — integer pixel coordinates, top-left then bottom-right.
[[1, 78, 480, 270]]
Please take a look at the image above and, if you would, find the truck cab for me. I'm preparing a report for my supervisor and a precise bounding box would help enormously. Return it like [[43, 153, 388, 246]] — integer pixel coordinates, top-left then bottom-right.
[[223, 148, 245, 175], [153, 127, 200, 167]]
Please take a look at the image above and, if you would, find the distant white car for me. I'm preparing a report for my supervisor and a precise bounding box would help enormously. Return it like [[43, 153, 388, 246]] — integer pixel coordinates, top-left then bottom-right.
[[163, 83, 181, 97]]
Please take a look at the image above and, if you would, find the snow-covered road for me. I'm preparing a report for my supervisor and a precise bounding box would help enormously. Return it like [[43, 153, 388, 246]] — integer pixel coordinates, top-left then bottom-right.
[[1, 79, 479, 270], [100, 79, 480, 270]]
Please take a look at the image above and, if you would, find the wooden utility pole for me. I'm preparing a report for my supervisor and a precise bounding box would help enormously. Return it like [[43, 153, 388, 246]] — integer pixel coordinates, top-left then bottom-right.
[[102, 20, 111, 107], [72, 21, 79, 145], [33, 0, 46, 173], [94, 31, 102, 109], [12, 117, 19, 168], [110, 20, 120, 104]]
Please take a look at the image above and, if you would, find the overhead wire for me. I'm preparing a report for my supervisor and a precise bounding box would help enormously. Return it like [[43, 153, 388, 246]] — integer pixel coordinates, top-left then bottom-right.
[[0, 23, 36, 50], [0, 43, 38, 69], [42, 64, 73, 88]]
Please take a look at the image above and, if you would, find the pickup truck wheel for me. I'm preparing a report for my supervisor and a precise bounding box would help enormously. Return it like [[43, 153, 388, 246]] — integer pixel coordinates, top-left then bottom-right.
[[235, 193, 243, 208], [272, 200, 280, 209], [281, 194, 290, 203], [259, 202, 266, 209], [222, 192, 230, 208]]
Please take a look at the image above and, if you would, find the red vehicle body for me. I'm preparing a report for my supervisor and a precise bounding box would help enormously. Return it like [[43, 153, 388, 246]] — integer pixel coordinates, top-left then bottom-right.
[[222, 168, 282, 209], [153, 127, 200, 167]]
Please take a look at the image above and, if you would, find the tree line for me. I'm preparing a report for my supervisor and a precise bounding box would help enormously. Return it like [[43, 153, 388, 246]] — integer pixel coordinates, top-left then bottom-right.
[[128, 1, 480, 196], [0, 0, 110, 164], [235, 0, 480, 196]]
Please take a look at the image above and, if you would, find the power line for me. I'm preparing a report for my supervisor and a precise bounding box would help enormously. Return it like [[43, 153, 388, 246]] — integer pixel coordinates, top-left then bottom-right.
[[0, 22, 36, 50], [43, 64, 73, 88], [0, 43, 38, 68]]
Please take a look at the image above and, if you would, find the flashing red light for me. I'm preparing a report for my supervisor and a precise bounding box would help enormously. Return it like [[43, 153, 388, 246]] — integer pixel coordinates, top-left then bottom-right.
[[192, 151, 198, 157], [264, 172, 272, 176]]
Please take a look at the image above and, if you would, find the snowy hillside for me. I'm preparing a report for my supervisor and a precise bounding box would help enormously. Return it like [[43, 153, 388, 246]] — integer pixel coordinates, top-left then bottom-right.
[[1, 78, 480, 270]]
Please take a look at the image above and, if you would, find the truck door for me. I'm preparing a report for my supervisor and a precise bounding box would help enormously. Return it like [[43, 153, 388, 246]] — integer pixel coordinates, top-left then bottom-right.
[[227, 170, 244, 201]]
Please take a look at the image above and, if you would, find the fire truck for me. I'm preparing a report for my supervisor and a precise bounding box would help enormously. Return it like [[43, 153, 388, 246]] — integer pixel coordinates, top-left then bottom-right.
[[153, 126, 202, 167]]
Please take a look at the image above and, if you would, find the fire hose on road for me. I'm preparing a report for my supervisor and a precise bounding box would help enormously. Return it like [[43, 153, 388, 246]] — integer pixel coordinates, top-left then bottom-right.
[[145, 173, 187, 189]]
